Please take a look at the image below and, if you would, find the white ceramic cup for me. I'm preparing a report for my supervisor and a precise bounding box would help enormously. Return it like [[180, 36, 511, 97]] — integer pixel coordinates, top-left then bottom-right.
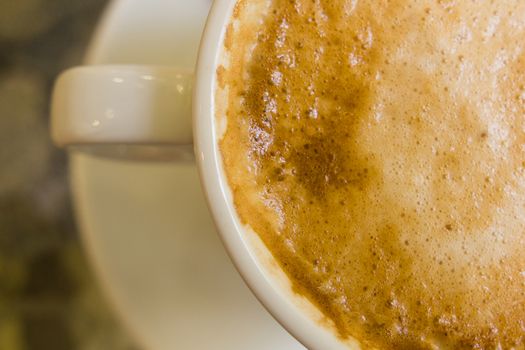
[[52, 1, 359, 349]]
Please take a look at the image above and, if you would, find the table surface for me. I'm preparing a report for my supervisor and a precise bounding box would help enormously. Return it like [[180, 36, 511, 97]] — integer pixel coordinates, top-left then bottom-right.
[[0, 1, 139, 349]]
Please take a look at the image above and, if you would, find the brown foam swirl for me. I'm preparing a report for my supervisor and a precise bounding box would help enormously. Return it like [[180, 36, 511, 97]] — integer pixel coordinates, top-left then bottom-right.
[[219, 0, 525, 348]]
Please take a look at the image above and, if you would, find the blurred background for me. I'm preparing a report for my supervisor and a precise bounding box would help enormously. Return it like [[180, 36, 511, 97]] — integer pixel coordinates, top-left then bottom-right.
[[0, 0, 139, 349]]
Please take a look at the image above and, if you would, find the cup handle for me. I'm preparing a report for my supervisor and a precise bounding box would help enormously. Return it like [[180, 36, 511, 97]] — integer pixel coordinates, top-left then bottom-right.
[[51, 65, 193, 160]]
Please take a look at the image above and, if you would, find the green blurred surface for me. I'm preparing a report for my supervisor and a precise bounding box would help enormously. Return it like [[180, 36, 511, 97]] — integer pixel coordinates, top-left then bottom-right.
[[0, 1, 140, 349]]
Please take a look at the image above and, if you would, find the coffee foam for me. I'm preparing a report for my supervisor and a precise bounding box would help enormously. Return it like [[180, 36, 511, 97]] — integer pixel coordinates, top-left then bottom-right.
[[218, 0, 525, 349]]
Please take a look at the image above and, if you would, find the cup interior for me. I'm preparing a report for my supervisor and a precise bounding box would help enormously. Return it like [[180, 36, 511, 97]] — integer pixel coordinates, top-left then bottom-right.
[[194, 1, 364, 349]]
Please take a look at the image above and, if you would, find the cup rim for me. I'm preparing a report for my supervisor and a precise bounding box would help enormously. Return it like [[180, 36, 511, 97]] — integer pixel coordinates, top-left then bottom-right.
[[193, 1, 354, 349]]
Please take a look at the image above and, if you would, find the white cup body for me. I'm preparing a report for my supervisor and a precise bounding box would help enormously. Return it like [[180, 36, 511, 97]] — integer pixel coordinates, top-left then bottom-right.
[[193, 1, 358, 349]]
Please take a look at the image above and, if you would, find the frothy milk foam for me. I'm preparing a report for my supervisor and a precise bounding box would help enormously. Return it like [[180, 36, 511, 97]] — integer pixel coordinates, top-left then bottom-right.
[[218, 0, 525, 348]]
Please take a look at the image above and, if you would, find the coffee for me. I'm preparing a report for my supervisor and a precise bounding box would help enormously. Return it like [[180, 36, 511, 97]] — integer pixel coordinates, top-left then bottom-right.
[[218, 0, 525, 348]]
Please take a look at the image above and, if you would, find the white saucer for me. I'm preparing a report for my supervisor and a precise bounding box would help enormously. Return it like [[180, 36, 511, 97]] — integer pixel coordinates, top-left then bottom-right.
[[70, 1, 305, 349]]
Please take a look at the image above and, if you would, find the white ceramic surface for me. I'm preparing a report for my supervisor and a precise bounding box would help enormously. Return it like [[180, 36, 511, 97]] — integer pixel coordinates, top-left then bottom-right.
[[52, 66, 193, 146], [72, 1, 305, 349]]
